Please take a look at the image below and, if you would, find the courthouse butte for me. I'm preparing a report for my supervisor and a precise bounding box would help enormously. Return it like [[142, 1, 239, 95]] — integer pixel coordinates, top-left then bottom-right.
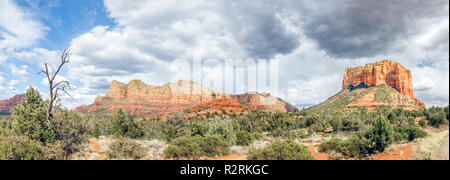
[[307, 60, 426, 112]]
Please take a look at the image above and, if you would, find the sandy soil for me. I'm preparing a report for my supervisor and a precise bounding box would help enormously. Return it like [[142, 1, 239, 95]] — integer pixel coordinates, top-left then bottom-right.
[[436, 136, 449, 160]]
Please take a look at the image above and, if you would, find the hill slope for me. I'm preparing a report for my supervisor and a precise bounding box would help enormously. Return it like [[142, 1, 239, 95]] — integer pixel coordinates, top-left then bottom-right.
[[305, 83, 423, 113]]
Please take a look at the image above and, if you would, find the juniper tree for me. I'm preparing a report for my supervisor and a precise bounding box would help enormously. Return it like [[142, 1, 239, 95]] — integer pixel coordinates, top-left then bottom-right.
[[11, 87, 54, 144]]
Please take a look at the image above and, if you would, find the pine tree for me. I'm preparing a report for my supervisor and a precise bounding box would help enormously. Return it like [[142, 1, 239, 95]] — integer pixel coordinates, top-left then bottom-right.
[[387, 111, 399, 125], [366, 115, 394, 153], [11, 87, 55, 144]]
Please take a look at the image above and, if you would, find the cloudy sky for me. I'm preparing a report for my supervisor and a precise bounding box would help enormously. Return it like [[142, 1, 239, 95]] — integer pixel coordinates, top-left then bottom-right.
[[0, 0, 448, 108]]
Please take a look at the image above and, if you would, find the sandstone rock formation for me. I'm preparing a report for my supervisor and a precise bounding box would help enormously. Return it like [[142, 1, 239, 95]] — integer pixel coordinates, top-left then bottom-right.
[[342, 60, 425, 108], [76, 80, 298, 118], [0, 94, 25, 114]]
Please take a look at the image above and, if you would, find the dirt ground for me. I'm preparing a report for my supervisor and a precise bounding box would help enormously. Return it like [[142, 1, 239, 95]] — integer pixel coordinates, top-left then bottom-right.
[[437, 136, 449, 160]]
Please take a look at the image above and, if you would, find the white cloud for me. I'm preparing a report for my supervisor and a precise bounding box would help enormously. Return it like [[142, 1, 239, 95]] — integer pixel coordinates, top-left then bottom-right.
[[0, 0, 46, 49], [7, 79, 20, 87], [64, 0, 449, 108], [9, 63, 29, 77]]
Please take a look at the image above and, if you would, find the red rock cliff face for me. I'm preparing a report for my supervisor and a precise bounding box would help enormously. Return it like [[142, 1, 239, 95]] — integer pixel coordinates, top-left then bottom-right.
[[0, 94, 25, 113], [342, 60, 425, 108], [78, 80, 298, 116]]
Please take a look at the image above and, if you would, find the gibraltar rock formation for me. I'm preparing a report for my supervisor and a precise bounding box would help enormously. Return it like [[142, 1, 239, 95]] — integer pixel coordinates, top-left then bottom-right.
[[76, 80, 298, 117], [342, 60, 425, 108], [0, 94, 25, 114]]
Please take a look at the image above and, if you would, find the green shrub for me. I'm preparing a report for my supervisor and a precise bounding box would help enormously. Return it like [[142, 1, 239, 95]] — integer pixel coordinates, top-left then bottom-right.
[[426, 107, 447, 128], [200, 135, 230, 157], [319, 136, 370, 159], [365, 115, 394, 153], [52, 110, 88, 156], [11, 87, 54, 144], [210, 121, 236, 144], [0, 132, 44, 160], [164, 135, 230, 159], [235, 130, 254, 146], [164, 136, 203, 159], [318, 138, 343, 153], [338, 136, 370, 158], [394, 126, 427, 142], [248, 140, 315, 160], [419, 119, 427, 127], [162, 115, 188, 142], [191, 122, 208, 137], [387, 111, 399, 125], [111, 109, 143, 139], [106, 138, 147, 160], [266, 112, 297, 137]]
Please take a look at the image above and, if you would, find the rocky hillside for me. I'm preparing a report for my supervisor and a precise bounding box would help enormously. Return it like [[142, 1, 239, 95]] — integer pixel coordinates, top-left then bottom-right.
[[306, 60, 425, 112], [342, 60, 425, 108], [0, 94, 25, 114], [76, 80, 298, 117]]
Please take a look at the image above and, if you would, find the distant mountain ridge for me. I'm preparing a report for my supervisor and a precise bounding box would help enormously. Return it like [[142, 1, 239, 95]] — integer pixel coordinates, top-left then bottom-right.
[[76, 80, 298, 117], [0, 94, 25, 114]]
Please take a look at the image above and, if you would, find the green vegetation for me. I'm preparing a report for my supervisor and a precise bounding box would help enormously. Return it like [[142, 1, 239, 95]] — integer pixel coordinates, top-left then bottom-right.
[[111, 109, 144, 139], [11, 88, 54, 144], [394, 126, 427, 142], [425, 106, 448, 127], [163, 135, 230, 159], [106, 138, 147, 160], [3, 84, 447, 160], [248, 140, 314, 160]]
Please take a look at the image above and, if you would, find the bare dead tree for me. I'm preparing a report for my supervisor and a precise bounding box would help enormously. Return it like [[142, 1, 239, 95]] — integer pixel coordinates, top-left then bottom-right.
[[40, 49, 74, 128]]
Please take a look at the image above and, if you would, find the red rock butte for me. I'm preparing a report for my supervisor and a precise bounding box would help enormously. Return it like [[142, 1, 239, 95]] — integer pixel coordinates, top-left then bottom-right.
[[342, 60, 425, 108], [77, 80, 298, 117], [0, 94, 25, 114]]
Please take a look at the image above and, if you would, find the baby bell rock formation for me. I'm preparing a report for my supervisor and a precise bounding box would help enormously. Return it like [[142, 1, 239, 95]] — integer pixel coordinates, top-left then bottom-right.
[[0, 94, 25, 114], [77, 80, 298, 118], [342, 60, 425, 108]]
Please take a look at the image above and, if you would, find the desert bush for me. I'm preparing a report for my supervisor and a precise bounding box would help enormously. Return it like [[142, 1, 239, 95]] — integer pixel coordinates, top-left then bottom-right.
[[139, 119, 164, 139], [209, 120, 236, 144], [319, 136, 370, 159], [387, 111, 399, 125], [426, 107, 447, 128], [394, 126, 427, 142], [266, 112, 297, 137], [191, 122, 208, 137], [11, 87, 54, 144], [200, 135, 230, 157], [235, 130, 254, 146], [164, 135, 230, 159], [106, 138, 147, 160], [365, 115, 394, 153], [318, 138, 343, 153], [51, 110, 88, 156], [0, 131, 44, 160], [163, 136, 203, 159], [330, 116, 344, 131], [419, 119, 427, 127], [111, 109, 143, 139], [162, 115, 188, 142], [248, 140, 314, 160], [341, 115, 363, 131]]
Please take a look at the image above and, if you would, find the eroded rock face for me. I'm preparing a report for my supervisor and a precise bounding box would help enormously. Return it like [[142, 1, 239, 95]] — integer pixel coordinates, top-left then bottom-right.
[[342, 60, 425, 108], [77, 80, 298, 117], [0, 94, 25, 114]]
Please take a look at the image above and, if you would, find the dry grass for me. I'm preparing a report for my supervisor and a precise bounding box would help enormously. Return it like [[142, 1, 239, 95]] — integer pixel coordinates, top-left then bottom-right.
[[412, 127, 449, 160]]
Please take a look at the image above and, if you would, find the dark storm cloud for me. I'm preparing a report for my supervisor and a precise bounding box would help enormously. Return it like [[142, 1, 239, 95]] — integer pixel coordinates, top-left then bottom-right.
[[224, 1, 300, 59], [301, 0, 449, 58]]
